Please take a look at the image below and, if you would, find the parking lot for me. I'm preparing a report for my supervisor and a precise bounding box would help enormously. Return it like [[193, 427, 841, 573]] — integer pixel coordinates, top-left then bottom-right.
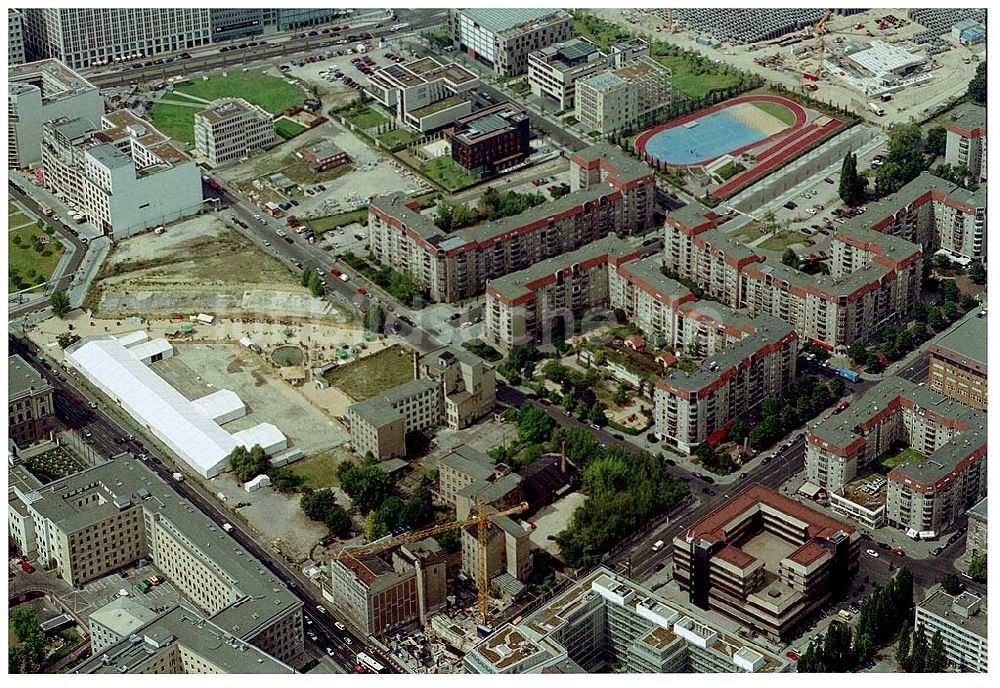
[[61, 562, 179, 621]]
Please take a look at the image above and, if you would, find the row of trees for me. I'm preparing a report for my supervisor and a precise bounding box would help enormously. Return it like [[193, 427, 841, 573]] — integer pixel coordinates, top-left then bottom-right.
[[433, 187, 546, 232], [301, 268, 325, 297], [300, 488, 352, 537], [799, 568, 914, 672], [895, 622, 948, 673], [498, 344, 544, 386]]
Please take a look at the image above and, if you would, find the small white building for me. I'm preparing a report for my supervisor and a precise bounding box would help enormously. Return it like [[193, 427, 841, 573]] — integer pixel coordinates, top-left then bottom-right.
[[244, 474, 272, 492], [192, 389, 246, 425]]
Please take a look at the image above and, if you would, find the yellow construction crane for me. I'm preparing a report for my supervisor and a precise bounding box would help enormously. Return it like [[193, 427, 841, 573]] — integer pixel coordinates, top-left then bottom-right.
[[815, 9, 833, 35], [331, 501, 530, 625]]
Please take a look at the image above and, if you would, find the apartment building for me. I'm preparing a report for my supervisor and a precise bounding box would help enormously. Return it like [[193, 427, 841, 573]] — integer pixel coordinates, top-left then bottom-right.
[[465, 567, 790, 673], [21, 9, 212, 70], [575, 57, 672, 135], [654, 317, 798, 453], [806, 377, 986, 536], [416, 346, 496, 431], [8, 355, 56, 444], [345, 379, 440, 460], [945, 106, 986, 183], [366, 56, 477, 133], [194, 98, 276, 166], [914, 589, 988, 673], [369, 145, 654, 303], [610, 255, 698, 344], [964, 497, 987, 562], [435, 446, 496, 506], [9, 9, 25, 66], [461, 508, 533, 592], [672, 485, 859, 642], [8, 59, 103, 169], [328, 541, 447, 635], [928, 308, 987, 410], [450, 102, 531, 178], [448, 8, 573, 76], [41, 110, 203, 240], [8, 455, 303, 662], [78, 604, 295, 674]]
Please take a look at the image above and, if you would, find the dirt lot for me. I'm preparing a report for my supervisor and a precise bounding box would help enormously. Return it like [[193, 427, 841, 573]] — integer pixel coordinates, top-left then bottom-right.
[[322, 344, 415, 401], [87, 213, 348, 322], [529, 492, 587, 560]]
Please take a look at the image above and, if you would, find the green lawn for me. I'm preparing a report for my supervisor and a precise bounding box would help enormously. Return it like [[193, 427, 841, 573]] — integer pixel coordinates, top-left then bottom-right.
[[9, 212, 33, 227], [653, 53, 741, 100], [9, 226, 65, 292], [881, 447, 928, 470], [377, 128, 418, 150], [754, 101, 797, 127], [338, 103, 390, 130], [274, 119, 308, 140], [716, 161, 746, 180], [421, 156, 477, 192], [173, 72, 303, 115], [306, 208, 368, 235], [279, 157, 353, 185], [148, 102, 200, 145], [759, 231, 803, 252], [286, 448, 353, 490]]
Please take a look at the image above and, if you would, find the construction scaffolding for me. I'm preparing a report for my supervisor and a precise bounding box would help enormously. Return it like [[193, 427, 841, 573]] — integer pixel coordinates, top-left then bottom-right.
[[640, 8, 865, 44]]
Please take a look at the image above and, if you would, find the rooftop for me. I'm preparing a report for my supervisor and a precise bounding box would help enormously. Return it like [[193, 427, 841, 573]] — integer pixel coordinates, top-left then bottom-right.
[[948, 104, 986, 132], [8, 354, 52, 402], [579, 71, 626, 92], [460, 8, 570, 36], [438, 446, 494, 482], [929, 307, 987, 368], [847, 40, 927, 76], [196, 97, 269, 124], [409, 94, 465, 119], [615, 256, 693, 304], [918, 588, 987, 640], [967, 496, 987, 522], [9, 58, 97, 102], [347, 378, 438, 428]]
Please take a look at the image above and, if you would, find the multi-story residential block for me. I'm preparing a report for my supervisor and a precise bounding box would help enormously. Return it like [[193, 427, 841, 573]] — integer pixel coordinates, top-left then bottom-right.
[[928, 307, 987, 410], [448, 8, 573, 76], [450, 102, 532, 178], [41, 110, 203, 240], [8, 59, 103, 169], [301, 140, 348, 172], [8, 455, 303, 662], [945, 105, 986, 183], [461, 508, 532, 591], [369, 145, 654, 303], [8, 355, 56, 444], [964, 497, 987, 562], [21, 9, 212, 70], [610, 255, 698, 344], [914, 589, 988, 673], [194, 98, 276, 166], [435, 446, 497, 506], [365, 56, 477, 132], [654, 317, 798, 453], [806, 377, 986, 536], [9, 9, 25, 66], [673, 485, 859, 642], [527, 38, 609, 111], [465, 567, 791, 673], [328, 540, 447, 636], [416, 346, 496, 431], [575, 57, 672, 135], [77, 604, 295, 674]]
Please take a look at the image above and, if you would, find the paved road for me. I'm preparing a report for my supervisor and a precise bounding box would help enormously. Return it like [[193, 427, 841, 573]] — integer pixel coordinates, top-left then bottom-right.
[[7, 335, 397, 675]]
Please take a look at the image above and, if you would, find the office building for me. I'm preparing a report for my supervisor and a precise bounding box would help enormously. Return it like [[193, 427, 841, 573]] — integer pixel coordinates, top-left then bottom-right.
[[8, 59, 103, 169], [8, 355, 56, 444], [194, 98, 276, 166], [928, 308, 987, 410], [672, 485, 859, 642], [575, 57, 672, 135], [9, 9, 25, 66], [965, 497, 987, 563], [268, 9, 340, 32], [346, 346, 496, 460], [209, 9, 268, 42], [78, 604, 295, 673], [465, 567, 790, 673], [21, 9, 211, 70], [654, 318, 798, 454], [450, 102, 531, 178], [366, 56, 478, 133], [328, 541, 447, 636], [41, 110, 203, 240], [8, 455, 303, 662], [945, 105, 987, 183], [914, 588, 987, 673], [528, 38, 608, 111], [448, 8, 573, 76], [806, 377, 986, 536]]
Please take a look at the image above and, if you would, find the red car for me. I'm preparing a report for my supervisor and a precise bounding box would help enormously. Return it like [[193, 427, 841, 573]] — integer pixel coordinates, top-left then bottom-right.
[[357, 287, 367, 296], [786, 651, 799, 661], [893, 548, 905, 556], [73, 395, 84, 405], [330, 268, 342, 277], [21, 561, 35, 573]]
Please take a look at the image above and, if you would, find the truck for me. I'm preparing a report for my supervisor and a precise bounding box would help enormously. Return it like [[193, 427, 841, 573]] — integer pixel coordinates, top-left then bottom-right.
[[39, 202, 53, 217], [868, 103, 885, 116], [803, 72, 819, 81], [196, 313, 215, 325], [834, 367, 861, 383]]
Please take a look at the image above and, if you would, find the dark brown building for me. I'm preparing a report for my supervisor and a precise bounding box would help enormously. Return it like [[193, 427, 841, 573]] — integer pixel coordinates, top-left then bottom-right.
[[8, 355, 56, 445], [450, 102, 531, 178]]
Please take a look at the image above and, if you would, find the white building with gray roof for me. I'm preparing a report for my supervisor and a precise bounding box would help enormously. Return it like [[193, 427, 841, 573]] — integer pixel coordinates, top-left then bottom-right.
[[448, 8, 573, 75]]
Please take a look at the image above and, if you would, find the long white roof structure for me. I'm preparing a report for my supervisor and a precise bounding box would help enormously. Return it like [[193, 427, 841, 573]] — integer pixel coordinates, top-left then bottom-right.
[[65, 337, 286, 478]]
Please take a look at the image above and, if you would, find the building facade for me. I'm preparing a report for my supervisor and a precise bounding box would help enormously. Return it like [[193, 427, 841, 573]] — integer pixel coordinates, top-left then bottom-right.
[[945, 106, 986, 183], [41, 110, 203, 240], [21, 8, 212, 70], [8, 355, 56, 444], [301, 140, 347, 172], [914, 589, 987, 673], [461, 511, 532, 591], [368, 145, 654, 303], [194, 98, 276, 166], [928, 308, 987, 410], [575, 57, 672, 135], [365, 56, 478, 132], [450, 102, 531, 178], [672, 485, 859, 642], [528, 38, 609, 110], [448, 8, 573, 76], [964, 497, 987, 563], [9, 9, 25, 66]]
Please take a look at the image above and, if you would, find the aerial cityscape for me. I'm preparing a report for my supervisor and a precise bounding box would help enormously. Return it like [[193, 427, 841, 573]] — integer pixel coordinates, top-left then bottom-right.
[[6, 5, 989, 677]]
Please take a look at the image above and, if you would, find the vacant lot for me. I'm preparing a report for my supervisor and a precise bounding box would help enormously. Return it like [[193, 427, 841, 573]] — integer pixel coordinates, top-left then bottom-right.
[[337, 102, 390, 130], [422, 156, 476, 191], [176, 72, 303, 114], [275, 119, 308, 141], [377, 128, 418, 150], [306, 208, 368, 235], [286, 446, 354, 490], [148, 102, 201, 145], [758, 230, 805, 252], [9, 226, 65, 292], [323, 344, 414, 400]]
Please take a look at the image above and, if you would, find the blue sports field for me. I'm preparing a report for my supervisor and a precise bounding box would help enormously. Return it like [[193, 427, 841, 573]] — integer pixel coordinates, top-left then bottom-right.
[[642, 109, 769, 166]]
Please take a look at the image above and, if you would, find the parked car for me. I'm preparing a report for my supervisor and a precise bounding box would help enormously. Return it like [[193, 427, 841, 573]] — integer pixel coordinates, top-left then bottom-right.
[[866, 548, 879, 558], [334, 621, 346, 631], [316, 605, 327, 614], [892, 547, 905, 556], [20, 561, 35, 573], [931, 546, 943, 556]]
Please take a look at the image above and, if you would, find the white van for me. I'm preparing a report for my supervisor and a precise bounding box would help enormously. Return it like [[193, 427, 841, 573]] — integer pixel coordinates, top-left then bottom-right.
[[652, 540, 665, 552]]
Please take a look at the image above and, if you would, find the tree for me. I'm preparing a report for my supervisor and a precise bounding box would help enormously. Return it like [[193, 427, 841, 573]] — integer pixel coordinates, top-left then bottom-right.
[[434, 526, 461, 552], [960, 293, 978, 311], [781, 248, 800, 269], [839, 152, 865, 205], [400, 484, 435, 529], [925, 126, 947, 158], [910, 624, 927, 673], [941, 279, 959, 302], [969, 260, 986, 285], [967, 61, 986, 104], [761, 396, 782, 418], [941, 300, 958, 322], [875, 161, 906, 196], [967, 553, 987, 582], [56, 332, 81, 349], [518, 405, 554, 444], [940, 573, 963, 595], [300, 489, 339, 521], [374, 496, 404, 536], [339, 463, 397, 513], [912, 301, 928, 322], [50, 290, 70, 317], [270, 467, 305, 493], [307, 271, 324, 296], [827, 376, 846, 398], [848, 341, 867, 365], [896, 620, 912, 670], [926, 305, 943, 330], [612, 383, 628, 406], [588, 402, 608, 427], [926, 629, 947, 673], [323, 503, 352, 537]]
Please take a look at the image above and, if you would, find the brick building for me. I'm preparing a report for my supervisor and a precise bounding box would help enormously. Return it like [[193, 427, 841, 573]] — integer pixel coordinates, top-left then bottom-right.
[[450, 102, 531, 178]]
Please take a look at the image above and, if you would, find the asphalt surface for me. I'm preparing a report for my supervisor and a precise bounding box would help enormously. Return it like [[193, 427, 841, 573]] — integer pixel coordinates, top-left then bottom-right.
[[7, 334, 396, 674]]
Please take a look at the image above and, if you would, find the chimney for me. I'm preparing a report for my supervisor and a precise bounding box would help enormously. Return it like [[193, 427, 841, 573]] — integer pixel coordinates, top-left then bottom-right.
[[413, 350, 420, 379], [561, 442, 566, 474]]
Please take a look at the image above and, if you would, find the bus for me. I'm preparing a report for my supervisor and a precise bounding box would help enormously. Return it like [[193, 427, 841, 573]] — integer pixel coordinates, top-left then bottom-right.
[[356, 652, 384, 673]]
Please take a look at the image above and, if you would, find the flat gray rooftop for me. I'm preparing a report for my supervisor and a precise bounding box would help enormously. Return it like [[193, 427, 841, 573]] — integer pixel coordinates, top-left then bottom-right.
[[8, 354, 51, 402], [930, 308, 987, 367]]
